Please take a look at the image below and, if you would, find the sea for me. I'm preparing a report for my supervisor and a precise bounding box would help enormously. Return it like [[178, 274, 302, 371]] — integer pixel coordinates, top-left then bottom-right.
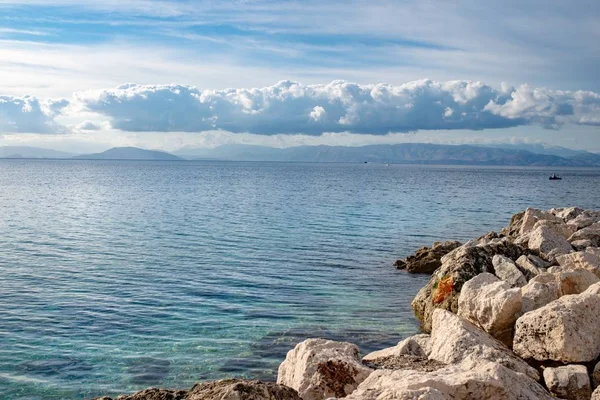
[[1, 160, 599, 399]]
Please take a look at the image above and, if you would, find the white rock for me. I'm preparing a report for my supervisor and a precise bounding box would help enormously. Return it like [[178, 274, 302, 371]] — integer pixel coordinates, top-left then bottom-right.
[[344, 362, 553, 400], [569, 227, 600, 247], [528, 225, 573, 257], [533, 219, 578, 240], [457, 273, 522, 347], [555, 249, 600, 278], [520, 208, 560, 235], [593, 386, 600, 400], [520, 274, 562, 313], [543, 364, 591, 400], [552, 207, 585, 221], [362, 334, 431, 362], [513, 282, 600, 362], [558, 269, 600, 295], [515, 255, 544, 280], [568, 215, 595, 229], [429, 309, 539, 380], [493, 255, 527, 287], [277, 339, 373, 400], [572, 239, 594, 250]]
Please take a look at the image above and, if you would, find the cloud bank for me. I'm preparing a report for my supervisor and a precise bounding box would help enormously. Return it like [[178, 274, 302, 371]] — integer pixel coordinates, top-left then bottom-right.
[[75, 80, 600, 134], [1, 80, 599, 135], [0, 95, 68, 133]]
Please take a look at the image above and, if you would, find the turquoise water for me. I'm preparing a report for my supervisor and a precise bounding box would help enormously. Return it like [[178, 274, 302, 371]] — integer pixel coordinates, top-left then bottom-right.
[[1, 160, 599, 399]]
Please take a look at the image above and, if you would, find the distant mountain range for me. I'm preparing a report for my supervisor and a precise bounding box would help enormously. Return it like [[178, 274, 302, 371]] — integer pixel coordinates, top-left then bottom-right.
[[176, 143, 600, 166], [0, 146, 74, 159], [1, 143, 599, 166]]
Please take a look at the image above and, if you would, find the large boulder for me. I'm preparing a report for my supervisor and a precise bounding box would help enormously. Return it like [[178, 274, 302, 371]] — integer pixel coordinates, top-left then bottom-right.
[[412, 239, 528, 332], [551, 207, 585, 222], [394, 241, 461, 273], [520, 274, 562, 313], [533, 219, 578, 240], [429, 309, 538, 380], [528, 225, 573, 257], [552, 248, 600, 278], [569, 227, 600, 247], [362, 334, 431, 362], [513, 282, 600, 362], [519, 208, 560, 236], [277, 339, 372, 400], [92, 379, 301, 400], [543, 365, 592, 400], [492, 255, 527, 287], [457, 273, 522, 347], [343, 362, 553, 400]]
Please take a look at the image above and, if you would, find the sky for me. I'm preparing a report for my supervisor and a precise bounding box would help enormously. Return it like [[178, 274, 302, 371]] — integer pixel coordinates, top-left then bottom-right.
[[0, 0, 599, 153]]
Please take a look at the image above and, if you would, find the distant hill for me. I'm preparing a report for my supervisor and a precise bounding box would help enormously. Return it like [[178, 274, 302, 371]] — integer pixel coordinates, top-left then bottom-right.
[[73, 147, 183, 161], [0, 146, 75, 159], [483, 143, 589, 158], [176, 143, 600, 167]]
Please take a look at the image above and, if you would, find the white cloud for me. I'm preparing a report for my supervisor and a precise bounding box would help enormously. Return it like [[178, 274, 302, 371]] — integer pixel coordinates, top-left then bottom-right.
[[73, 79, 600, 135], [0, 95, 68, 133]]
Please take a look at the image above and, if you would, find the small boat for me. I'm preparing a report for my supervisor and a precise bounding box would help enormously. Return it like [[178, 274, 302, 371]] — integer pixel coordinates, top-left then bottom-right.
[[549, 174, 562, 180]]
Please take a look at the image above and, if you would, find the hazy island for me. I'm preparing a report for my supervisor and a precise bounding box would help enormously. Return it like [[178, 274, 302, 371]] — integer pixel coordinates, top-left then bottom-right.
[[2, 143, 600, 166]]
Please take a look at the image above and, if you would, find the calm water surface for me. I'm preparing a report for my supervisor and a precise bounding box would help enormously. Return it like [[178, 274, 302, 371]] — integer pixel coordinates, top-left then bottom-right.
[[1, 160, 599, 399]]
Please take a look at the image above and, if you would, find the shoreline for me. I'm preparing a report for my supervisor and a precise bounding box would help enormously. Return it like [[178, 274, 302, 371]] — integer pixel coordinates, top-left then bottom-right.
[[92, 206, 600, 400]]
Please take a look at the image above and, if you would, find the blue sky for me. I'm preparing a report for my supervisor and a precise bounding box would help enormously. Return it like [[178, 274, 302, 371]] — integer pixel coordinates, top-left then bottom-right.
[[0, 0, 599, 152]]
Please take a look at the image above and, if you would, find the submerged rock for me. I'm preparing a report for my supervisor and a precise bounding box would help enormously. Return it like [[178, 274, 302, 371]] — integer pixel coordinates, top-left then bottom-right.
[[394, 240, 461, 273], [411, 239, 528, 332], [513, 282, 600, 362], [276, 339, 372, 400], [543, 365, 592, 400]]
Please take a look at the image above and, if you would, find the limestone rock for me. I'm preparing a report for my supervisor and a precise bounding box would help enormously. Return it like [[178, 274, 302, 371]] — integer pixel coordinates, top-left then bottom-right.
[[344, 362, 553, 400], [594, 386, 600, 400], [394, 241, 461, 274], [528, 225, 573, 257], [492, 255, 527, 287], [412, 239, 528, 332], [543, 365, 591, 400], [429, 309, 538, 380], [513, 282, 600, 362], [569, 227, 600, 247], [519, 208, 560, 235], [515, 255, 545, 280], [559, 269, 600, 295], [520, 275, 561, 313], [92, 379, 301, 400], [552, 207, 585, 222], [568, 215, 595, 229], [533, 219, 578, 239], [277, 339, 372, 400], [362, 334, 431, 362], [554, 248, 600, 278], [572, 239, 594, 250], [457, 273, 522, 346]]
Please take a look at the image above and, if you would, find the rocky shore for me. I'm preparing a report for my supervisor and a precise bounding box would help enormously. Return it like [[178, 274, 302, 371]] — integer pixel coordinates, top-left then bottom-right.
[[93, 207, 600, 400]]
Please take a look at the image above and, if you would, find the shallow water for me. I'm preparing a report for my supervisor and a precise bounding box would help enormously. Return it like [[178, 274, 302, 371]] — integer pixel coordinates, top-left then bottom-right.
[[1, 160, 599, 399]]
